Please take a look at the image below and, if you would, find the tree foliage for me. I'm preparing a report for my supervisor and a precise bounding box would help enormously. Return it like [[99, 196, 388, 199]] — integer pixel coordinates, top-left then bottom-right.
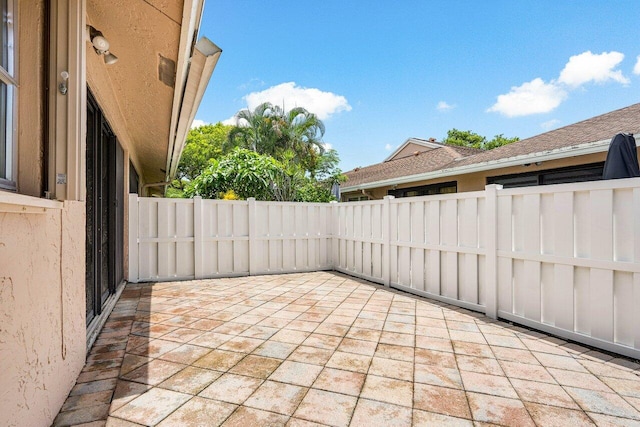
[[185, 149, 282, 200], [172, 103, 344, 202], [484, 134, 520, 150], [226, 102, 326, 175], [184, 148, 341, 202], [442, 128, 519, 150], [177, 123, 233, 182]]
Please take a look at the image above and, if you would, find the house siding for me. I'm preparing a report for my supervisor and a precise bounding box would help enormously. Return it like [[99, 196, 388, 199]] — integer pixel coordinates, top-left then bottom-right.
[[390, 142, 435, 160], [0, 202, 86, 427], [342, 151, 616, 200], [0, 3, 86, 426]]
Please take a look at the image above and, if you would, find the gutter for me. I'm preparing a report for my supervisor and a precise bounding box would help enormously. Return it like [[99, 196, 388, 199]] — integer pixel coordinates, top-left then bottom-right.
[[341, 138, 620, 192], [167, 37, 222, 179], [166, 0, 204, 169]]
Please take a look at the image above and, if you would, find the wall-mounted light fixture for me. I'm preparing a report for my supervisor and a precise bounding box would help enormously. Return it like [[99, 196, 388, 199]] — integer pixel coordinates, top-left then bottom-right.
[[87, 25, 118, 65]]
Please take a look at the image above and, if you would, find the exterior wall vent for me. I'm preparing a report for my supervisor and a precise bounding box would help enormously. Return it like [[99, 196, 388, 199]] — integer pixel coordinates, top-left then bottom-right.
[[158, 55, 176, 88]]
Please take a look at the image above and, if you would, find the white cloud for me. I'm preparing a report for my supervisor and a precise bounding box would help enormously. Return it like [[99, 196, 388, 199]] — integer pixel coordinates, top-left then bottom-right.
[[322, 143, 333, 150], [558, 51, 629, 87], [540, 119, 561, 130], [238, 78, 265, 90], [385, 144, 394, 151], [488, 50, 633, 118], [436, 101, 455, 111], [487, 78, 567, 117], [244, 82, 351, 120], [190, 119, 207, 129], [221, 115, 238, 126]]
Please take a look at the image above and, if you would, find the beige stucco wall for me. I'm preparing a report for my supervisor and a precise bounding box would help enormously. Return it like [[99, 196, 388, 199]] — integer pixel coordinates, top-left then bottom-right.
[[0, 201, 86, 427], [390, 142, 434, 160], [0, 3, 87, 425], [342, 151, 618, 200]]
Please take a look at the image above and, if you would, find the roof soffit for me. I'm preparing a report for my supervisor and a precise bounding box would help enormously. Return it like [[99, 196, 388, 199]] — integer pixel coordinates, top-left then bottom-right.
[[86, 0, 189, 184]]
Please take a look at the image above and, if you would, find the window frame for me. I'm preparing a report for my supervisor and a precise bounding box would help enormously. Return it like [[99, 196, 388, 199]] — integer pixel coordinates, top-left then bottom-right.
[[346, 195, 369, 202], [387, 181, 457, 198], [486, 162, 605, 189], [0, 0, 17, 191], [0, 0, 18, 191]]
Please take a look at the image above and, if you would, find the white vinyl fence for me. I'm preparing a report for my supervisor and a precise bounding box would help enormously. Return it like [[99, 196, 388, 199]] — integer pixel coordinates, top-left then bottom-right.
[[333, 192, 487, 313], [128, 196, 334, 282], [128, 178, 640, 358]]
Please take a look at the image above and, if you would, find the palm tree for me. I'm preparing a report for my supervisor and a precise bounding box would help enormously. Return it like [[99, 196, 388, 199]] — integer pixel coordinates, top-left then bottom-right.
[[226, 102, 326, 175], [226, 102, 279, 154], [281, 107, 326, 170]]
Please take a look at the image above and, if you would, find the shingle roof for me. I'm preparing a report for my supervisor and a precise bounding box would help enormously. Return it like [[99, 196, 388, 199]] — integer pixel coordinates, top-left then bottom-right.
[[453, 102, 640, 168], [343, 144, 481, 187], [343, 103, 640, 188]]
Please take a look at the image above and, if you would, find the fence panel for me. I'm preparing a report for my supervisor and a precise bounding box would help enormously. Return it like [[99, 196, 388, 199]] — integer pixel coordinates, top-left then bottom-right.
[[386, 192, 486, 312], [252, 201, 333, 275], [333, 199, 386, 284], [129, 197, 333, 282], [496, 179, 640, 359]]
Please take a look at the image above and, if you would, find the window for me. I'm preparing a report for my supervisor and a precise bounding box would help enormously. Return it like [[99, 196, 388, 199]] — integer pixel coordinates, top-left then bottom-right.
[[487, 162, 605, 188], [346, 195, 369, 202], [387, 181, 457, 198], [0, 0, 15, 190]]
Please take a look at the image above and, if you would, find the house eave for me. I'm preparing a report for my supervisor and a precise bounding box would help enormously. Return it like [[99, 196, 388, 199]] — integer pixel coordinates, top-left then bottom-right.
[[167, 37, 222, 180], [165, 0, 205, 180], [342, 138, 617, 193]]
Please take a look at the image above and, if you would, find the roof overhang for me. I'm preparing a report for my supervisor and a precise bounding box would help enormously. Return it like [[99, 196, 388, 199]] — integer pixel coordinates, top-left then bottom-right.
[[342, 138, 627, 192], [86, 0, 219, 190], [167, 38, 222, 179]]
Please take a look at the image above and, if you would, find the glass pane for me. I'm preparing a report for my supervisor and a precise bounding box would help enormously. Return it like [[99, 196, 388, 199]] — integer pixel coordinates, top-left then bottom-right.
[[86, 108, 95, 323], [0, 0, 9, 72], [439, 186, 457, 194], [0, 81, 7, 179], [100, 132, 110, 302]]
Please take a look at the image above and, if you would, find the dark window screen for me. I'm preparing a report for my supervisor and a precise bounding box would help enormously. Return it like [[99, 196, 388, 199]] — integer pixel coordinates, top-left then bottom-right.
[[388, 181, 457, 198], [487, 162, 605, 188]]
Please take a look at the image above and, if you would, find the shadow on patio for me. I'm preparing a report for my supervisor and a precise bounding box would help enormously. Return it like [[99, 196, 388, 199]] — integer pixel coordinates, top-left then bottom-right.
[[54, 271, 640, 426]]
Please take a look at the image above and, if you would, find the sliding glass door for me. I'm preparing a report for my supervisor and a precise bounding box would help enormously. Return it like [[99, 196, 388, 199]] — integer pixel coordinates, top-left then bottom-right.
[[86, 90, 124, 325]]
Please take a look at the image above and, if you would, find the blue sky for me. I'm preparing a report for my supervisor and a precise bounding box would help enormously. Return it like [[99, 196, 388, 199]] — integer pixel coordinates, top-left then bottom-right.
[[194, 1, 640, 172]]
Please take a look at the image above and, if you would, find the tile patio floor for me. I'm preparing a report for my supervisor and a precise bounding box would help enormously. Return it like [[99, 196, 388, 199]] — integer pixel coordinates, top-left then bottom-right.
[[54, 271, 640, 426]]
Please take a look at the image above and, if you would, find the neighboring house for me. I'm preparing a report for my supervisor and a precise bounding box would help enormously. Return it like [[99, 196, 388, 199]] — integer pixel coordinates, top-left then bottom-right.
[[341, 103, 640, 200], [0, 1, 220, 425]]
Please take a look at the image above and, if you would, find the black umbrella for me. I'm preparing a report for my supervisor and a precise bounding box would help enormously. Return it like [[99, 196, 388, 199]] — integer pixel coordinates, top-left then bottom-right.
[[602, 133, 640, 179]]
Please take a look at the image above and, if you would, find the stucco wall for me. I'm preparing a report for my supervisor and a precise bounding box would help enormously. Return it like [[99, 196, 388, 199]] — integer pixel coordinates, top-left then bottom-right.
[[390, 142, 434, 160], [0, 201, 86, 427]]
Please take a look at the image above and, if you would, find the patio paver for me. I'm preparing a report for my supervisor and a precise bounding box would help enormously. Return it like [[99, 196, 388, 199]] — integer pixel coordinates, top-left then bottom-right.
[[53, 271, 640, 426]]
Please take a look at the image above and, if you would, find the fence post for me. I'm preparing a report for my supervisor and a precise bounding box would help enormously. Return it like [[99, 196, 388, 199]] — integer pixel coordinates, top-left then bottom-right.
[[330, 200, 338, 268], [128, 193, 139, 283], [193, 196, 203, 279], [248, 198, 256, 275], [383, 195, 394, 287], [485, 184, 502, 319]]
